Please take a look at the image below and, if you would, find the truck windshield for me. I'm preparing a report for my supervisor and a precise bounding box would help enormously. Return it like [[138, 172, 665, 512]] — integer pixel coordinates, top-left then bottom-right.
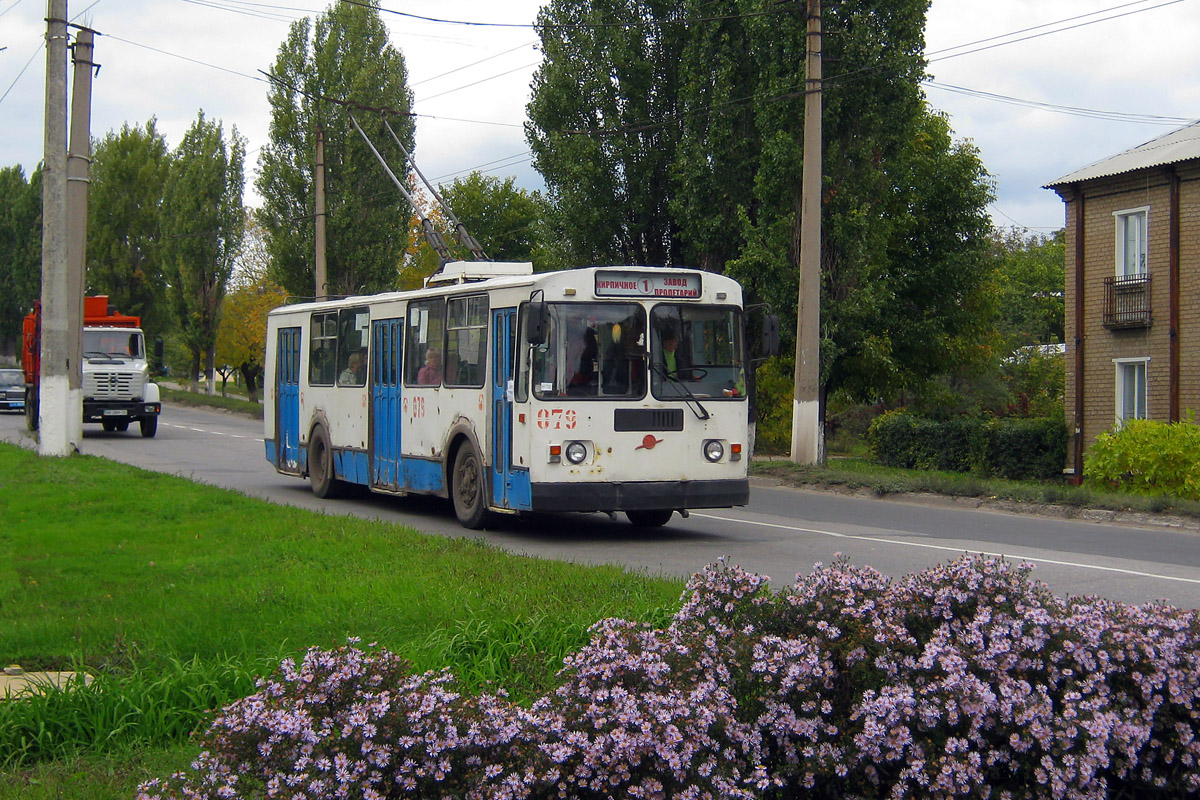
[[83, 330, 143, 359]]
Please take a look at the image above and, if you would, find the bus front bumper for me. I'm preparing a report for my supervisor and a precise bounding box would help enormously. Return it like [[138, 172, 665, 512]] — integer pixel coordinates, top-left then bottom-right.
[[530, 478, 749, 513]]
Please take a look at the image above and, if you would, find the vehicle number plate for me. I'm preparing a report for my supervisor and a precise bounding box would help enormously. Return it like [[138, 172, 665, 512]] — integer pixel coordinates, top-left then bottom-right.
[[103, 409, 127, 416]]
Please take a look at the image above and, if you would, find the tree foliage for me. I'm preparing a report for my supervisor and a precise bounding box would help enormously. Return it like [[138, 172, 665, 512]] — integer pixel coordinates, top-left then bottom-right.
[[527, 0, 996, 424], [216, 281, 286, 404], [256, 1, 414, 298], [990, 228, 1065, 349], [0, 164, 42, 352], [86, 121, 172, 341], [527, 0, 688, 267], [402, 173, 558, 287], [161, 111, 246, 392]]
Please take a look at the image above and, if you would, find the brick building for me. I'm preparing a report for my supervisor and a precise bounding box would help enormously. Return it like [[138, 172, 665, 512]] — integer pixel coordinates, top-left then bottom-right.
[[1046, 122, 1200, 479]]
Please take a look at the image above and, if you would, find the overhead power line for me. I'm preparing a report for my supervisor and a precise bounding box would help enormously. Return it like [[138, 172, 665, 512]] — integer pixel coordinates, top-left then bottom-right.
[[924, 82, 1195, 126], [926, 0, 1186, 63]]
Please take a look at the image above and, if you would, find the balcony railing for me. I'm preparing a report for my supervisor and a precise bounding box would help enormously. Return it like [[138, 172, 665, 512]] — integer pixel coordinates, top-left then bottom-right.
[[1103, 273, 1152, 329]]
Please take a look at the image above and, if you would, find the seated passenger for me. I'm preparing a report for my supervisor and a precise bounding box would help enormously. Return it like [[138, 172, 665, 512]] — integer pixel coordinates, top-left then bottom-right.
[[417, 348, 442, 385], [339, 351, 366, 385]]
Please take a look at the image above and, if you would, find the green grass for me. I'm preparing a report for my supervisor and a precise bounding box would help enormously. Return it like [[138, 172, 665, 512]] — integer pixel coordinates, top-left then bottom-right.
[[751, 456, 1200, 517], [158, 386, 264, 419], [0, 443, 682, 799]]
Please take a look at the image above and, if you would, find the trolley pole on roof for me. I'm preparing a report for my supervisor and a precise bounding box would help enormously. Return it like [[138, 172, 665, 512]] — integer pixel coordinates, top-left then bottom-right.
[[382, 118, 488, 261], [791, 0, 822, 465], [348, 113, 453, 266]]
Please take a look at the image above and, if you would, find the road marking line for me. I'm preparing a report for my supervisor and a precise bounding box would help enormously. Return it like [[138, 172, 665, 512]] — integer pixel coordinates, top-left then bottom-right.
[[165, 423, 261, 442], [693, 512, 1200, 587]]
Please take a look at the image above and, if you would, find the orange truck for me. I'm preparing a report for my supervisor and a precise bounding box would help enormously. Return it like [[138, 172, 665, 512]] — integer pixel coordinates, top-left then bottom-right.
[[22, 296, 161, 437]]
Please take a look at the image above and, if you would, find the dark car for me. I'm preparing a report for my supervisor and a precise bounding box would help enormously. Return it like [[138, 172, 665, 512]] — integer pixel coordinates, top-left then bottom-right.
[[0, 369, 26, 412]]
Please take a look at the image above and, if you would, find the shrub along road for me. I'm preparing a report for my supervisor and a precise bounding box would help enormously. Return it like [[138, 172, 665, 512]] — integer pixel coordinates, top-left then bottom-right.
[[3, 406, 1200, 608]]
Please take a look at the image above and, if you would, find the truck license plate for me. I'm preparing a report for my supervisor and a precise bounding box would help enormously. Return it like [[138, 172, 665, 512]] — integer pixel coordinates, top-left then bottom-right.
[[103, 409, 127, 416]]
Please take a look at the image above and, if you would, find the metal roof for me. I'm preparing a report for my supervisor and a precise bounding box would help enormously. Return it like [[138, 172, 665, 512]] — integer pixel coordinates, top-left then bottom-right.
[[1045, 120, 1200, 188]]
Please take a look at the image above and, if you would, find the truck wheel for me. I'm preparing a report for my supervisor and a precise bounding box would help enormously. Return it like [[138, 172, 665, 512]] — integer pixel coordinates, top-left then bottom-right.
[[308, 425, 344, 499], [451, 444, 490, 529], [626, 509, 674, 528], [25, 386, 38, 431], [140, 416, 158, 438]]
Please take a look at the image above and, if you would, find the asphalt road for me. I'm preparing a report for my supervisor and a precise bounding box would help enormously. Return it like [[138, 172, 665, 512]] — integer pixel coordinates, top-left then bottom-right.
[[5, 404, 1200, 608]]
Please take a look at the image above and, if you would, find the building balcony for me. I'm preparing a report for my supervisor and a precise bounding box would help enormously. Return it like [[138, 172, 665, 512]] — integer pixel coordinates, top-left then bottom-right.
[[1103, 273, 1152, 329]]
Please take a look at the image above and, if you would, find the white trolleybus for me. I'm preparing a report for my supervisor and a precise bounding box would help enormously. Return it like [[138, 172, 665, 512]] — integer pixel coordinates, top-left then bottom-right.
[[264, 261, 773, 529]]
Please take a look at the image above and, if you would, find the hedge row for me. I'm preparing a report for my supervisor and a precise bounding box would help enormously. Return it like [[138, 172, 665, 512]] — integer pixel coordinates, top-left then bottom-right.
[[1085, 417, 1200, 501], [867, 411, 1067, 479], [139, 556, 1200, 800]]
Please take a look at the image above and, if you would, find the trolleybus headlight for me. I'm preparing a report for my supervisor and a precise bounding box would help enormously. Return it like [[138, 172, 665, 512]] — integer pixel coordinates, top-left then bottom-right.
[[565, 440, 589, 465], [703, 439, 725, 463]]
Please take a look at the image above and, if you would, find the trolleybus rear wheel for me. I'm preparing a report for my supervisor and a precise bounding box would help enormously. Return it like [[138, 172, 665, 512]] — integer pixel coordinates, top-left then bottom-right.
[[625, 509, 674, 528], [308, 425, 344, 499], [451, 444, 489, 529]]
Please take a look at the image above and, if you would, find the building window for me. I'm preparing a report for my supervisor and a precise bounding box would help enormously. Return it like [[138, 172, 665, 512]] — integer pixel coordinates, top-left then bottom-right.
[[1114, 358, 1148, 424], [1114, 207, 1148, 277]]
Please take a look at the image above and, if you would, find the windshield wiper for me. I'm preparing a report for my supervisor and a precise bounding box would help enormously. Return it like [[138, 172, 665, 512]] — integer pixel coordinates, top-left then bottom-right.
[[650, 363, 710, 420]]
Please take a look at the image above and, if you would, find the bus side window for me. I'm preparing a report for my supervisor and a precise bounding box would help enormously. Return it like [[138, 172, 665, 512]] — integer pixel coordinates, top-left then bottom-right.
[[309, 311, 338, 385], [446, 295, 488, 388], [405, 299, 445, 386]]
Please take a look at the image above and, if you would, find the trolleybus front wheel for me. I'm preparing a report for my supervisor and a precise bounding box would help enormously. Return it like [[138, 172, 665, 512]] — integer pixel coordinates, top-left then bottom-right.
[[625, 509, 674, 528], [451, 444, 490, 529], [308, 425, 344, 499]]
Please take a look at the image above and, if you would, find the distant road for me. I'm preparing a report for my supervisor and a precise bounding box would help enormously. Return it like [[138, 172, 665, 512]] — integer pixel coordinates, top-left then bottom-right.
[[4, 405, 1200, 609]]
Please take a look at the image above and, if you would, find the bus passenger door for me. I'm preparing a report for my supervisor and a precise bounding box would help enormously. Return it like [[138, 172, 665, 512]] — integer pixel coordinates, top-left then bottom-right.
[[492, 308, 531, 509], [371, 318, 403, 491], [275, 326, 302, 474]]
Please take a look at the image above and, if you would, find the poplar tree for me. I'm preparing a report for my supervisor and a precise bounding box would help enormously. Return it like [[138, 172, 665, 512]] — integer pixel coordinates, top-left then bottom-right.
[[161, 111, 246, 393], [256, 1, 414, 297], [86, 121, 171, 338], [0, 165, 42, 351]]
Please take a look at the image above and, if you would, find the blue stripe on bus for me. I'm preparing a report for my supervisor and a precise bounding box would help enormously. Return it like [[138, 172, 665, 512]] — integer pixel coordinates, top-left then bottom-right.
[[264, 440, 276, 464], [334, 449, 370, 486], [402, 458, 445, 493], [507, 467, 533, 509]]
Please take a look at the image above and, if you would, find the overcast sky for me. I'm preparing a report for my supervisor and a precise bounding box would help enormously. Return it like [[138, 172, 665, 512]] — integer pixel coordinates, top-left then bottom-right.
[[1, 0, 1196, 235]]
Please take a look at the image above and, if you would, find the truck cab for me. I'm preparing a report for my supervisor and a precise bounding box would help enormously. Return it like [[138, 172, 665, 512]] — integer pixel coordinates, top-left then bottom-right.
[[22, 296, 162, 437], [81, 325, 160, 436]]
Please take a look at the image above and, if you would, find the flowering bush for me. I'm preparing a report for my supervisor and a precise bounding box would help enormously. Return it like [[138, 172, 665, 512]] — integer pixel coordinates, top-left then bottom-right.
[[139, 557, 1200, 800]]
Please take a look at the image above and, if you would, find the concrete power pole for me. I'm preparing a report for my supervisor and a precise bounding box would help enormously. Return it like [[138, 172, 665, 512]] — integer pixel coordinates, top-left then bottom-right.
[[39, 0, 72, 456], [791, 0, 822, 465], [64, 25, 95, 449], [315, 123, 328, 300]]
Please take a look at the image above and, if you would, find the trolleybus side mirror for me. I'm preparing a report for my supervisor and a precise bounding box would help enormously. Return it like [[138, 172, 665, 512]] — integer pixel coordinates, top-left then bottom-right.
[[761, 314, 780, 357], [525, 301, 549, 345]]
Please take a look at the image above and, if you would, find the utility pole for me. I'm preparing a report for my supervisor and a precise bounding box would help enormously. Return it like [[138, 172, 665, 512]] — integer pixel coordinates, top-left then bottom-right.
[[39, 0, 72, 456], [791, 0, 822, 465], [315, 122, 328, 300], [64, 25, 95, 449]]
